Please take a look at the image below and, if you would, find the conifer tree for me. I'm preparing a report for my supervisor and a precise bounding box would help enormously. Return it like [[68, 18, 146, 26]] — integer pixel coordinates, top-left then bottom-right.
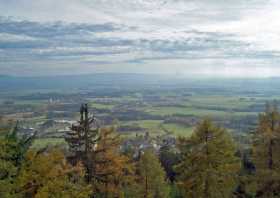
[[176, 119, 240, 198], [66, 105, 136, 197], [159, 145, 180, 183], [0, 124, 35, 197], [0, 137, 17, 198], [92, 127, 135, 198], [252, 102, 280, 197], [16, 149, 92, 198], [65, 104, 100, 183], [137, 149, 170, 198]]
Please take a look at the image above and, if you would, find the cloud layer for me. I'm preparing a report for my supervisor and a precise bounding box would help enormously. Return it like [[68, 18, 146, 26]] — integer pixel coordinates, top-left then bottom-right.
[[0, 0, 280, 77]]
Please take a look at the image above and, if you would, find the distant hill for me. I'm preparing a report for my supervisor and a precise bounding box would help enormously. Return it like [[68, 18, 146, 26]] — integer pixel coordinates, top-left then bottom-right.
[[0, 73, 171, 91], [0, 73, 280, 94]]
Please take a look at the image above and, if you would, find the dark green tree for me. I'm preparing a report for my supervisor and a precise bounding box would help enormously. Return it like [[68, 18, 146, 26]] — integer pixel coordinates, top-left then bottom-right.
[[65, 104, 100, 183], [159, 145, 180, 183], [0, 124, 36, 197], [66, 104, 138, 198]]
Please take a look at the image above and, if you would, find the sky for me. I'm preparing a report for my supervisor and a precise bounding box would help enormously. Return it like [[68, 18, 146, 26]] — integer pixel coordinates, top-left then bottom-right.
[[0, 0, 280, 77]]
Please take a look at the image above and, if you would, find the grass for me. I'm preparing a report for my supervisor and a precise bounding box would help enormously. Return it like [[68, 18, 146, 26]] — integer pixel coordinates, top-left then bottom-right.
[[146, 106, 229, 117], [145, 105, 257, 118], [14, 100, 48, 106], [161, 123, 194, 137], [32, 138, 67, 149], [185, 95, 257, 110], [120, 120, 165, 137], [122, 120, 163, 129], [120, 120, 194, 137], [90, 102, 115, 110]]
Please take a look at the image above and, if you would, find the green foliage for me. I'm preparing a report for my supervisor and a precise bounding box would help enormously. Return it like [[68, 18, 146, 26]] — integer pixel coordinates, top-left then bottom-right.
[[31, 138, 66, 150], [0, 125, 35, 197], [159, 145, 180, 182], [5, 124, 35, 167], [252, 103, 280, 197], [169, 184, 183, 198], [0, 140, 18, 198], [6, 102, 280, 197], [161, 124, 193, 137], [176, 119, 240, 198], [137, 149, 170, 198]]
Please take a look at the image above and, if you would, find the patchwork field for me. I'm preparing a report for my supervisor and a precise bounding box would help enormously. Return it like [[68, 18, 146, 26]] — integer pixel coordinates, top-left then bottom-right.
[[1, 76, 280, 147]]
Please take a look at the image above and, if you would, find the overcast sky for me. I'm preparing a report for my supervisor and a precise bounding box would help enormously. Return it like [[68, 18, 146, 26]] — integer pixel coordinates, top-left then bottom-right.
[[0, 0, 280, 77]]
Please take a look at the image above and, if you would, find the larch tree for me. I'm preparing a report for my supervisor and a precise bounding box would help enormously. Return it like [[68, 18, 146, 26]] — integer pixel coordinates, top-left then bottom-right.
[[252, 102, 280, 197], [137, 149, 170, 198], [176, 119, 240, 198], [92, 127, 135, 198], [16, 148, 92, 198]]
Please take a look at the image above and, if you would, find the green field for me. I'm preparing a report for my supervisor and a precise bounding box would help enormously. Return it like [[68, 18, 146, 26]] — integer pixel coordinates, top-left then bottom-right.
[[32, 138, 67, 149], [161, 123, 194, 137], [146, 106, 256, 118], [120, 120, 194, 137], [90, 102, 115, 110], [122, 120, 162, 129], [3, 78, 279, 142]]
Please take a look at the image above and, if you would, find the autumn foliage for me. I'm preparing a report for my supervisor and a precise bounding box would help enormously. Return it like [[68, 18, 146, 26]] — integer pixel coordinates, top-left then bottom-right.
[[1, 103, 280, 197]]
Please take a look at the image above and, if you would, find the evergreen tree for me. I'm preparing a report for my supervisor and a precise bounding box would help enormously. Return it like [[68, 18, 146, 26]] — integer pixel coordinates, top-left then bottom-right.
[[159, 145, 180, 183], [0, 124, 35, 197], [252, 102, 280, 197], [65, 104, 100, 183], [233, 148, 255, 198], [176, 119, 240, 198], [66, 105, 137, 197], [0, 137, 18, 198], [137, 149, 170, 198]]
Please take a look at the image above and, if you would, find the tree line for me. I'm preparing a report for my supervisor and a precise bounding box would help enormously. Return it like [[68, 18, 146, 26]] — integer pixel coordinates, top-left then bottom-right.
[[1, 102, 280, 197]]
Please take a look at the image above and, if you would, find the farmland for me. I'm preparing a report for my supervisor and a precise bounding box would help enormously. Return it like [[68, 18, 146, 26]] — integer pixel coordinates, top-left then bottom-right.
[[1, 74, 280, 147]]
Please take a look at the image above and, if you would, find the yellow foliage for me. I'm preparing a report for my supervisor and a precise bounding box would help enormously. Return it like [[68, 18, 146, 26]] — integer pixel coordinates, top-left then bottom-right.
[[17, 149, 92, 198], [92, 127, 135, 197], [176, 119, 240, 198]]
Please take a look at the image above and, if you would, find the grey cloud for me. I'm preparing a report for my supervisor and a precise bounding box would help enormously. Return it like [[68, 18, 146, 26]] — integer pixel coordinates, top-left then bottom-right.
[[1, 12, 280, 76], [0, 17, 120, 38], [0, 17, 279, 63]]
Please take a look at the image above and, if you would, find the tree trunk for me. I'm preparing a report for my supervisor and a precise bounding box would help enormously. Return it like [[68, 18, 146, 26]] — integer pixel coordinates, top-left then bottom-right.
[[268, 139, 273, 170]]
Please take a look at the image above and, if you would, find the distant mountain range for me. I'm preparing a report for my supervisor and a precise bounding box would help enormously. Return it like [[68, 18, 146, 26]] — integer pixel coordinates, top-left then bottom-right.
[[0, 73, 279, 92], [0, 73, 172, 91]]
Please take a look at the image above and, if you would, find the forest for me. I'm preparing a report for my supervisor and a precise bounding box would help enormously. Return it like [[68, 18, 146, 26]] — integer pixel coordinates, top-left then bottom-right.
[[1, 100, 280, 198], [1, 0, 280, 196]]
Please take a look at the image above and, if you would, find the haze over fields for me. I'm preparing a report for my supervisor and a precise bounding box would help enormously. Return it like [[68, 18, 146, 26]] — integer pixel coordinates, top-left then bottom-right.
[[2, 2, 280, 198], [1, 0, 280, 77]]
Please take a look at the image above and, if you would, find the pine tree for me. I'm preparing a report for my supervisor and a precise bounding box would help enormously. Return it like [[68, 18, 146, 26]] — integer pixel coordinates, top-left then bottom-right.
[[159, 145, 180, 183], [65, 105, 137, 197], [0, 124, 35, 197], [65, 104, 100, 183], [176, 119, 240, 198], [137, 149, 170, 198], [0, 137, 18, 198], [252, 102, 280, 197]]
